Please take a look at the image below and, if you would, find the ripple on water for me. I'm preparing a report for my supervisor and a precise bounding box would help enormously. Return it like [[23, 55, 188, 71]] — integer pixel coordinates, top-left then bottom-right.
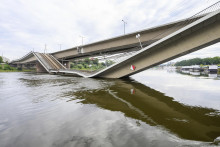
[[0, 118, 9, 132]]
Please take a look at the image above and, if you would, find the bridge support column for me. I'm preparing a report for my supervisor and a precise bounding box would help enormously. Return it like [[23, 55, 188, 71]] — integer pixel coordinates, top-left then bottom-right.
[[66, 61, 70, 69], [36, 62, 47, 73], [17, 64, 23, 70], [63, 61, 70, 69], [21, 64, 25, 69]]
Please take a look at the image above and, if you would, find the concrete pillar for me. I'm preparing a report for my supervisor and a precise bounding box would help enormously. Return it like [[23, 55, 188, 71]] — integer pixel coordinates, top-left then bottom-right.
[[17, 64, 22, 70], [36, 62, 47, 73], [66, 61, 70, 69]]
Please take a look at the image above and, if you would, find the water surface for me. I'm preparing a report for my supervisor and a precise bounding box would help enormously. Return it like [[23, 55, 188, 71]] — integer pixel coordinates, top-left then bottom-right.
[[0, 70, 220, 147]]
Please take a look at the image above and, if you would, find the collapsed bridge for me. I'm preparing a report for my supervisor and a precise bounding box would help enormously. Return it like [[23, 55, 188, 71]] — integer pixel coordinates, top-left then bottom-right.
[[11, 3, 220, 78]]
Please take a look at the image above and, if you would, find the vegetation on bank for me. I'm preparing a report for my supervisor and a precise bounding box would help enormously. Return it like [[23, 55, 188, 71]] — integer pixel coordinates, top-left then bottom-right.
[[70, 58, 114, 71], [0, 56, 35, 72], [0, 64, 35, 72], [175, 57, 220, 66], [0, 56, 3, 63]]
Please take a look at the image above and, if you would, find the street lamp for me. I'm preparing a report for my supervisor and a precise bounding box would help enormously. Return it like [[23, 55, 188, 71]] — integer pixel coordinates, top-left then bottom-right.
[[79, 36, 85, 54], [58, 44, 62, 51], [79, 35, 85, 46], [136, 34, 143, 49], [44, 44, 47, 53], [122, 20, 127, 35]]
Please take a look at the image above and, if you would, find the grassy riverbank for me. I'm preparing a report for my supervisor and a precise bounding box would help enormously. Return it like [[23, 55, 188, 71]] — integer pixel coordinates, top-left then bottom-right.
[[0, 64, 35, 72]]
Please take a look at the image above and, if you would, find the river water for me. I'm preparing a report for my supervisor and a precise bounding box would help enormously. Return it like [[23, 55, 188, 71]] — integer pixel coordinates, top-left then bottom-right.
[[0, 69, 220, 147]]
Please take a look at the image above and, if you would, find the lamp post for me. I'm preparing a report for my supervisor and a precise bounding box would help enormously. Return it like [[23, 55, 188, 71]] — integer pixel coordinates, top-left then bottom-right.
[[58, 44, 62, 51], [136, 34, 143, 49], [79, 35, 85, 46], [44, 44, 47, 53], [79, 36, 85, 53], [122, 20, 127, 35]]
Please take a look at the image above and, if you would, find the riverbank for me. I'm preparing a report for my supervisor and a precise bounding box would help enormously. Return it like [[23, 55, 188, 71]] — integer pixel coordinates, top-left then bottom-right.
[[0, 69, 35, 72], [0, 64, 35, 72]]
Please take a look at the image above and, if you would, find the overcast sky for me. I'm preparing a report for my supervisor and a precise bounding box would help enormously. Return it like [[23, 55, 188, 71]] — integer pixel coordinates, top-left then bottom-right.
[[0, 0, 219, 61]]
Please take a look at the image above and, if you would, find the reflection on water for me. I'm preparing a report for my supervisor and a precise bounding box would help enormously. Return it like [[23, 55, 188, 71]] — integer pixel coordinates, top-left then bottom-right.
[[189, 71, 200, 76], [209, 73, 218, 78], [0, 71, 220, 147], [70, 79, 220, 141], [177, 69, 220, 78]]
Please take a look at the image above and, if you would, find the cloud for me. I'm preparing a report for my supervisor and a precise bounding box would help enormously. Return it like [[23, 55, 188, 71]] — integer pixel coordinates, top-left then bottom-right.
[[0, 0, 219, 60]]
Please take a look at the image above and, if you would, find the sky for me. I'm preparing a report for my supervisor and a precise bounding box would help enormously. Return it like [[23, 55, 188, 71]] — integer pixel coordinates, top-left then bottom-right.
[[0, 0, 220, 61]]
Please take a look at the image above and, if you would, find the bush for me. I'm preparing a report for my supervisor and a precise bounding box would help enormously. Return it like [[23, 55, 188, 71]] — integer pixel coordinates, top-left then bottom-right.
[[84, 58, 91, 64], [17, 67, 22, 71], [3, 64, 12, 70], [77, 64, 83, 69], [70, 63, 74, 68], [93, 58, 99, 65], [105, 60, 114, 66], [101, 62, 106, 66]]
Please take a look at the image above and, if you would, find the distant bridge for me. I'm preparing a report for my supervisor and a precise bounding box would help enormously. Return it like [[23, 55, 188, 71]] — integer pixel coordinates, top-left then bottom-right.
[[11, 3, 220, 78]]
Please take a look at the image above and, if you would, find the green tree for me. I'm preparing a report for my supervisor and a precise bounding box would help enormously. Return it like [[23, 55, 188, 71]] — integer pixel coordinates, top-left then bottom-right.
[[77, 64, 83, 69], [175, 56, 220, 66], [105, 60, 114, 66], [84, 58, 91, 64], [0, 56, 3, 63], [93, 58, 99, 65], [101, 62, 106, 66]]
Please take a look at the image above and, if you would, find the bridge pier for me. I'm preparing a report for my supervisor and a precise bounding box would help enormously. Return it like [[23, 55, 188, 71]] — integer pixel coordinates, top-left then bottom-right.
[[36, 62, 47, 73], [66, 61, 70, 69], [63, 61, 70, 69]]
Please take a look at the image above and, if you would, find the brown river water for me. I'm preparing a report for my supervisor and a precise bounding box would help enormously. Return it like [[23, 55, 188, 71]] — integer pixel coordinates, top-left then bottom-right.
[[0, 69, 220, 147]]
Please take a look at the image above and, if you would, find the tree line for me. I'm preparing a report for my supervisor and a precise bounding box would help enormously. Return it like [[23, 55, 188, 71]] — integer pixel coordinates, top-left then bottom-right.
[[175, 57, 220, 66]]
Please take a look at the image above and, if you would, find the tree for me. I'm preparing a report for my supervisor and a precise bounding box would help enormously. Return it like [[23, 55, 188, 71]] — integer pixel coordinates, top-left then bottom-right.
[[77, 64, 83, 69], [93, 58, 99, 65], [105, 60, 114, 66], [175, 56, 220, 66], [101, 62, 106, 66], [84, 58, 90, 64], [0, 56, 3, 63]]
